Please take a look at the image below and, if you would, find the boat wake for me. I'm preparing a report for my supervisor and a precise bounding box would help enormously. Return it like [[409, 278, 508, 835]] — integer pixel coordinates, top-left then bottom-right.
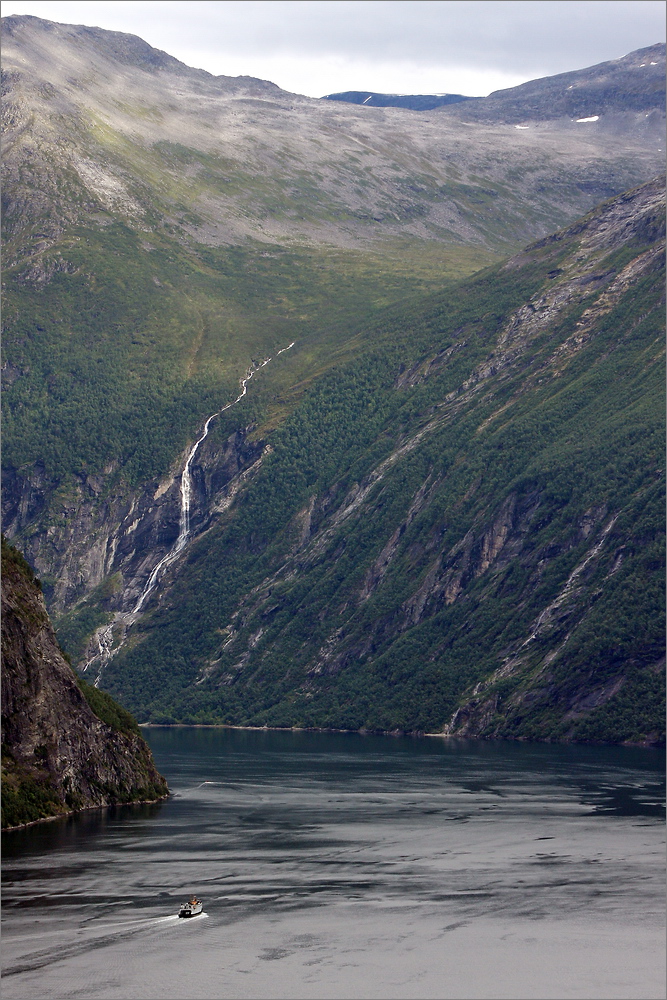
[[172, 780, 226, 798], [3, 911, 210, 978], [154, 912, 209, 925]]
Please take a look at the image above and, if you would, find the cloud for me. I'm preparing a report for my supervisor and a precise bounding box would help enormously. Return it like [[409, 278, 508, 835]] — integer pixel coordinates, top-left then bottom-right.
[[2, 0, 665, 97]]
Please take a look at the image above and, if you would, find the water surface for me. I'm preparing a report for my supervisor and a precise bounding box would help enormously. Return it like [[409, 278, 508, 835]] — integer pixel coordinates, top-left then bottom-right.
[[2, 729, 665, 999]]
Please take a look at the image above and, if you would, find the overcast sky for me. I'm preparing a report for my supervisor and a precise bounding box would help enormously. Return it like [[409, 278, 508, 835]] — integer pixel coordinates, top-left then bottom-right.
[[2, 1, 665, 97]]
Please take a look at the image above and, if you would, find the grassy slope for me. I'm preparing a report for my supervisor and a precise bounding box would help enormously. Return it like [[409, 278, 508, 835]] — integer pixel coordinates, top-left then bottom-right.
[[2, 219, 496, 496], [99, 190, 665, 742]]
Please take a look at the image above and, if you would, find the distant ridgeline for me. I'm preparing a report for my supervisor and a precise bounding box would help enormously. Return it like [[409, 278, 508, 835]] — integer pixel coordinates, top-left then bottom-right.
[[322, 91, 476, 111], [1, 536, 168, 829]]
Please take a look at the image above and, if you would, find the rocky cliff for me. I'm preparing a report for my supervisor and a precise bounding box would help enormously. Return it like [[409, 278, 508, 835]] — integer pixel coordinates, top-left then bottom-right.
[[1, 536, 168, 830]]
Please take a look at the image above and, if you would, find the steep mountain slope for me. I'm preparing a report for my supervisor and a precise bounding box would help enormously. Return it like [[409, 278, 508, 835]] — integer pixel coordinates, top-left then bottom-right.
[[2, 17, 664, 616], [1, 537, 168, 829], [94, 178, 665, 745]]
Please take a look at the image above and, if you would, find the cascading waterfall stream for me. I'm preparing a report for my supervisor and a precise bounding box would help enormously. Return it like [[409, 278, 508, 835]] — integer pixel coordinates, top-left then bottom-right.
[[82, 342, 295, 685]]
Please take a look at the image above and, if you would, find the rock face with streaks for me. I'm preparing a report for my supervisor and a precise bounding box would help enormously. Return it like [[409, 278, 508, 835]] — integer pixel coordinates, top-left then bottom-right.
[[1, 537, 168, 829], [2, 426, 263, 620]]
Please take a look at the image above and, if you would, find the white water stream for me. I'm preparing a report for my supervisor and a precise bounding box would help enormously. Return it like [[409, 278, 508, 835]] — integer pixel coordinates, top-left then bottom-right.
[[83, 343, 294, 685]]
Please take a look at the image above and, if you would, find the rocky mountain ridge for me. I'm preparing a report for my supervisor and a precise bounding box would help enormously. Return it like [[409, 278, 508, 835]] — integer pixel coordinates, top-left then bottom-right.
[[324, 45, 666, 122], [322, 91, 475, 111], [2, 15, 663, 255], [440, 43, 665, 123]]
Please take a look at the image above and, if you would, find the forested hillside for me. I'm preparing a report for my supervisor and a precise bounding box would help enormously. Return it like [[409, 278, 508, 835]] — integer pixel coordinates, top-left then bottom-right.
[[3, 18, 663, 617], [100, 179, 665, 744]]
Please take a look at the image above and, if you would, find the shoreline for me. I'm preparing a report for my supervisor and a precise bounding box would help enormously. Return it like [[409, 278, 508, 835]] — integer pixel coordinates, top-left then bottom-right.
[[1, 793, 170, 834], [138, 722, 664, 749]]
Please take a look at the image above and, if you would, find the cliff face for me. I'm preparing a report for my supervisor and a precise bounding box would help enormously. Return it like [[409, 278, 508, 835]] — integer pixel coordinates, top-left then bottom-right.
[[2, 426, 263, 617], [1, 537, 168, 829]]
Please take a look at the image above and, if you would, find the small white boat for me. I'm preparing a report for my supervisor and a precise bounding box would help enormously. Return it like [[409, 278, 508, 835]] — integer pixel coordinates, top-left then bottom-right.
[[178, 896, 203, 918]]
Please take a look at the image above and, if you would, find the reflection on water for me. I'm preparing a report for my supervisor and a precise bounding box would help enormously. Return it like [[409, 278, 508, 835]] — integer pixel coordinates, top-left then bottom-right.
[[2, 730, 665, 1000]]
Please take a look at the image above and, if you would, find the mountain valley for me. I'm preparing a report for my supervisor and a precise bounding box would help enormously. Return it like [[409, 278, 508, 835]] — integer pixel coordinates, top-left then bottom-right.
[[2, 15, 664, 744], [98, 176, 665, 742]]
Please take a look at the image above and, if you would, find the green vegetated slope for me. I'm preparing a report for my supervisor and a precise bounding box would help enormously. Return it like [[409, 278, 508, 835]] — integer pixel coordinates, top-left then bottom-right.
[[101, 179, 665, 744], [3, 220, 482, 492], [2, 17, 665, 747]]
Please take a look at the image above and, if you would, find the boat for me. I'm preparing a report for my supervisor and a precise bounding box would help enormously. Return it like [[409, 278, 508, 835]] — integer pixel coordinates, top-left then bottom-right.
[[178, 896, 203, 918]]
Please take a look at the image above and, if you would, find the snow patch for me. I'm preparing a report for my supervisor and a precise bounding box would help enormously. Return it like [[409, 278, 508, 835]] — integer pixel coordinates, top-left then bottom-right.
[[514, 125, 530, 129], [576, 116, 599, 123]]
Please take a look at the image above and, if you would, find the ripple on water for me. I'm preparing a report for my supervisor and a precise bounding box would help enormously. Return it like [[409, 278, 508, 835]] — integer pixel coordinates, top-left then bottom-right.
[[2, 731, 664, 999]]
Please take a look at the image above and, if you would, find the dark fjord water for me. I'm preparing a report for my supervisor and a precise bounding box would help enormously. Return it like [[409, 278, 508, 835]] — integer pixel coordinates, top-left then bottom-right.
[[2, 729, 665, 1000]]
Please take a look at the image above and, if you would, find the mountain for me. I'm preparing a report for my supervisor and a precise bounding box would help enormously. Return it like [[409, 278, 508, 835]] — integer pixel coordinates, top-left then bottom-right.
[[96, 177, 663, 745], [1, 17, 664, 744], [324, 45, 666, 122], [439, 44, 666, 125], [322, 92, 475, 111], [2, 15, 663, 258], [1, 536, 168, 829]]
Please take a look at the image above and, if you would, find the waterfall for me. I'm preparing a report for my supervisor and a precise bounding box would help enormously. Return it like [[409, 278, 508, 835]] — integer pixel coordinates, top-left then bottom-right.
[[88, 622, 114, 688], [132, 344, 293, 614], [131, 410, 216, 614], [81, 342, 295, 684]]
